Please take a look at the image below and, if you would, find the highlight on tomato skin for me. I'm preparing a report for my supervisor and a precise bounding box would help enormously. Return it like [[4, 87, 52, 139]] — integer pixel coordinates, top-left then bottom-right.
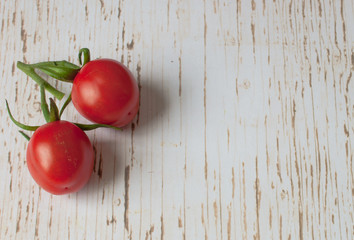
[[71, 59, 139, 127], [26, 121, 94, 195]]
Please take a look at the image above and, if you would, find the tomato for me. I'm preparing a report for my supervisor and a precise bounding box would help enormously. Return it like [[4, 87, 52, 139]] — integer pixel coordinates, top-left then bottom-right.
[[26, 121, 94, 195], [71, 59, 139, 127]]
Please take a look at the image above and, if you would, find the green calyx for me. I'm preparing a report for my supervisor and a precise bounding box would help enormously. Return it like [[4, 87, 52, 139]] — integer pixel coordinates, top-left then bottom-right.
[[17, 61, 66, 100], [40, 85, 60, 122], [19, 131, 31, 141], [5, 100, 40, 140], [30, 61, 81, 82], [16, 48, 91, 100]]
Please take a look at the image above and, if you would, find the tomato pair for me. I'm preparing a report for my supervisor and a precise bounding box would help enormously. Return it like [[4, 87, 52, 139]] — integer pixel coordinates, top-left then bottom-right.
[[9, 48, 139, 195]]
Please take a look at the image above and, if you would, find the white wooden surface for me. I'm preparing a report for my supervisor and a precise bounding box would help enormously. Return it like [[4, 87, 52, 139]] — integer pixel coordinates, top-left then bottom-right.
[[0, 0, 353, 239]]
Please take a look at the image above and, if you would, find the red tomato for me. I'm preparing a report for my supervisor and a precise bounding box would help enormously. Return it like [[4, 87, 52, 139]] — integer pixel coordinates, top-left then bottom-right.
[[26, 121, 94, 195], [71, 59, 139, 127]]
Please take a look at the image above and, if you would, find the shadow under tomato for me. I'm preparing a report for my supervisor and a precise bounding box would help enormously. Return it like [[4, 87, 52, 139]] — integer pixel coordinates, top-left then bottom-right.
[[76, 136, 124, 199], [76, 78, 168, 199], [131, 79, 167, 131]]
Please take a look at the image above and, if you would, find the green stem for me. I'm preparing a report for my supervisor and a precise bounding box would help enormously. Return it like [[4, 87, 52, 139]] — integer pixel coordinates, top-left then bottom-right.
[[49, 98, 60, 122], [74, 123, 121, 131], [17, 61, 65, 100], [5, 100, 39, 131], [78, 48, 90, 66], [40, 86, 51, 122], [19, 131, 31, 141], [59, 93, 72, 118]]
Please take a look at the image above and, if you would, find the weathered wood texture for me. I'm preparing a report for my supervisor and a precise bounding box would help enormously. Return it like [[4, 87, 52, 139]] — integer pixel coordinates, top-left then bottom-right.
[[0, 0, 353, 239]]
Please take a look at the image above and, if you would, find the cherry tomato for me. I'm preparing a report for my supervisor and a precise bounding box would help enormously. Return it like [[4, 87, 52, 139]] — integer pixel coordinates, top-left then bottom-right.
[[26, 121, 94, 195], [71, 59, 139, 127]]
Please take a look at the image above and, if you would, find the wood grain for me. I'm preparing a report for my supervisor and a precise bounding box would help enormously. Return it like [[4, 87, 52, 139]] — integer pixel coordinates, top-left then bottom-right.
[[0, 0, 352, 239]]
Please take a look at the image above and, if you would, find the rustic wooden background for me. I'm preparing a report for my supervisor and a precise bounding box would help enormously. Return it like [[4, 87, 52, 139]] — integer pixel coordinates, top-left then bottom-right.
[[0, 0, 353, 239]]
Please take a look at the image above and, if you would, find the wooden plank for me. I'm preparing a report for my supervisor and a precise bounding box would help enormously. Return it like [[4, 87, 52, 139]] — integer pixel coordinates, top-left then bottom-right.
[[0, 0, 352, 239]]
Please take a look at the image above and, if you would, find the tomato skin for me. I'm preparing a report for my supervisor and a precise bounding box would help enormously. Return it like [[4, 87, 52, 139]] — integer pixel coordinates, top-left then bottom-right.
[[26, 121, 94, 195], [71, 59, 139, 127]]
